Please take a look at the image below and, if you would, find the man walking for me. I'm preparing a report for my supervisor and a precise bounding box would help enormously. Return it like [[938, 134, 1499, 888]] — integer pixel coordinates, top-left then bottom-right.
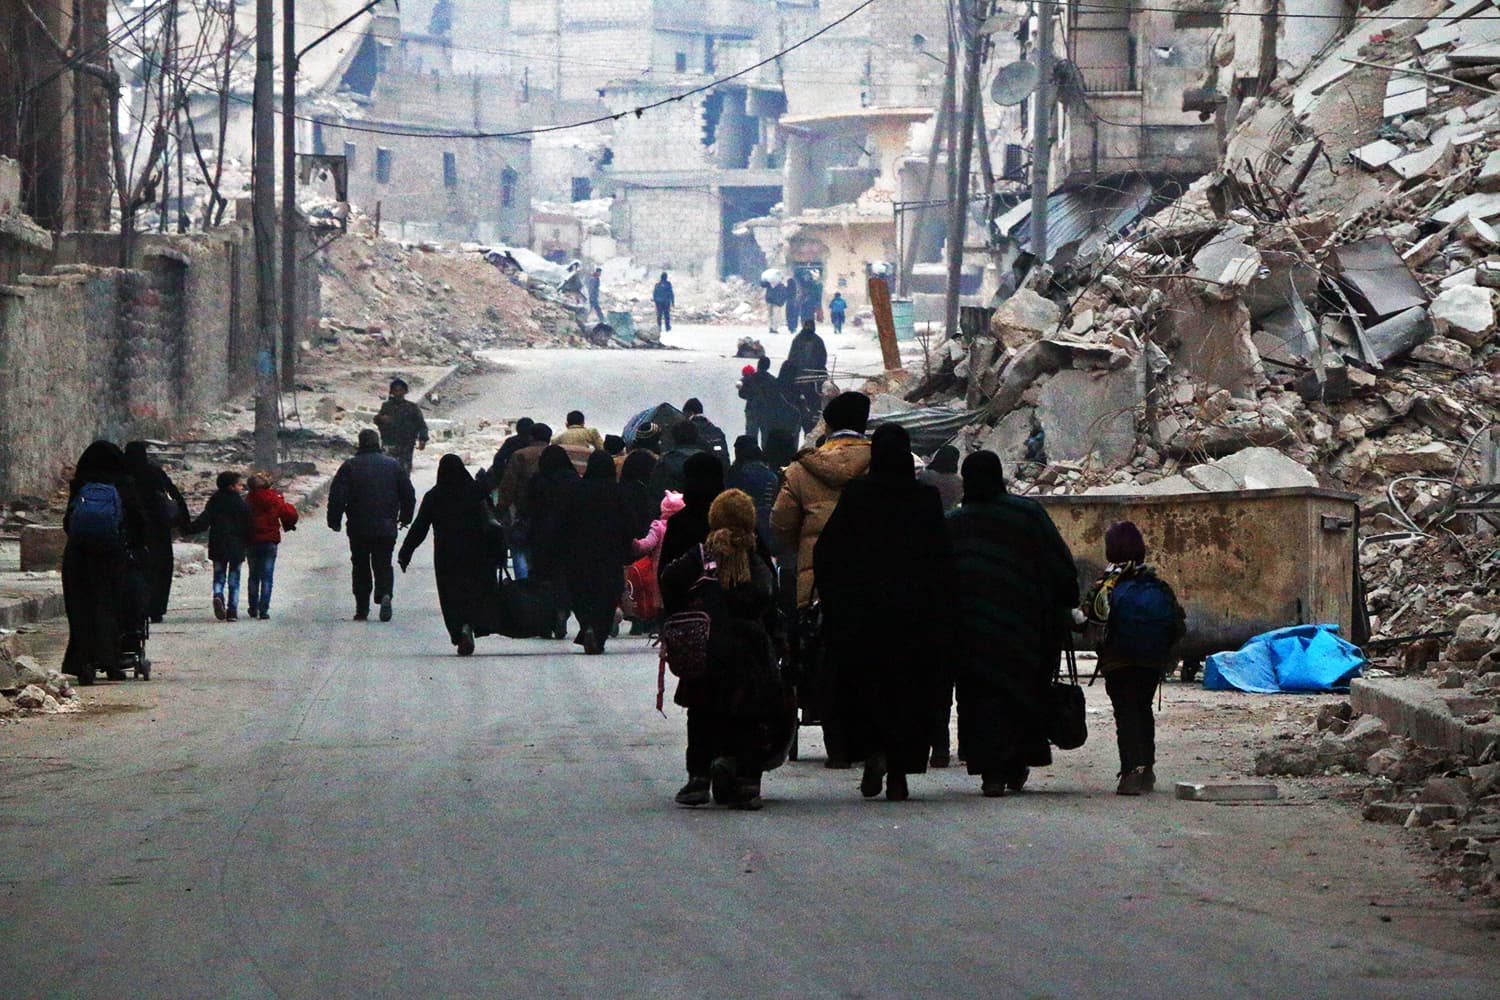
[[652, 272, 675, 333], [586, 267, 604, 324], [374, 377, 429, 473], [327, 429, 415, 622], [496, 422, 553, 578]]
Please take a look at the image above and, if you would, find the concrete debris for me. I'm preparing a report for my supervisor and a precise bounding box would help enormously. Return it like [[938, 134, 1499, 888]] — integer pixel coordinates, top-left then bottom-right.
[[0, 640, 80, 716], [989, 288, 1061, 350], [1427, 285, 1495, 345]]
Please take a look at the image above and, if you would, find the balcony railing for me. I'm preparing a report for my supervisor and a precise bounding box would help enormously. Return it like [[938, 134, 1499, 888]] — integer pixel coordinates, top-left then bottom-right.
[[1078, 65, 1139, 93]]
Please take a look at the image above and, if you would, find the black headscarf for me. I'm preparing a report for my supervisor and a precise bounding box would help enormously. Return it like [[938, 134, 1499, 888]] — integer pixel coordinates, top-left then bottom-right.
[[620, 449, 656, 484], [961, 450, 1007, 503], [436, 453, 474, 494], [72, 440, 128, 493], [584, 451, 617, 481], [537, 444, 575, 477], [869, 424, 914, 483], [683, 451, 725, 500], [124, 441, 151, 472]]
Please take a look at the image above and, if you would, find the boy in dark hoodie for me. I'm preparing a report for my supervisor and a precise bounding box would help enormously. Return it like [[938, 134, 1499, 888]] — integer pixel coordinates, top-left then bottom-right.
[[188, 471, 252, 621]]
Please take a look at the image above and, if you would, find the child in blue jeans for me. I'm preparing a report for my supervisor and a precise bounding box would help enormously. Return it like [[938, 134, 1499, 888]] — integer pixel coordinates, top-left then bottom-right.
[[187, 471, 251, 621], [245, 473, 298, 619]]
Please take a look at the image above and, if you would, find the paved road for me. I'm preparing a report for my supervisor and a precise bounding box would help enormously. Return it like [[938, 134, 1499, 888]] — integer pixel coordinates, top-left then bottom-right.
[[2, 338, 1497, 998]]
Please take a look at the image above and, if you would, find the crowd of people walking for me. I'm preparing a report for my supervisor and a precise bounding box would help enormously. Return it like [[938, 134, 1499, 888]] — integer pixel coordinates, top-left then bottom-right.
[[60, 334, 1186, 807]]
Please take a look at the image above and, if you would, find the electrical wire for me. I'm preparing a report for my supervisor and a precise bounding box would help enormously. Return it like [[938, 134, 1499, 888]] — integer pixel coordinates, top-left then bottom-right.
[[106, 0, 892, 141]]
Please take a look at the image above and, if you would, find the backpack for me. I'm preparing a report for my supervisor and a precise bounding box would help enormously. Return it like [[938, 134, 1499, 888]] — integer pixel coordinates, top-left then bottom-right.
[[659, 546, 727, 681], [623, 555, 661, 621], [1105, 573, 1180, 662], [68, 482, 124, 541]]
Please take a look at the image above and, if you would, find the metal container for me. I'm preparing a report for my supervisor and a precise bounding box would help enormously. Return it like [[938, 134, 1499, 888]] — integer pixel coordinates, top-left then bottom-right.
[[1036, 487, 1366, 669]]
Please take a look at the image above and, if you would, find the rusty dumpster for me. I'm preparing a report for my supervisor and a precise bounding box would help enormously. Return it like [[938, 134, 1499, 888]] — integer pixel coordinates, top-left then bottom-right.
[[1036, 487, 1367, 675]]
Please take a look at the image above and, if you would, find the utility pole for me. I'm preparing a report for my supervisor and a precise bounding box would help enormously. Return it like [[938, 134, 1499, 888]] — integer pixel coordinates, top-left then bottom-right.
[[1030, 0, 1056, 268], [253, 0, 280, 471], [943, 0, 983, 340], [281, 0, 298, 391]]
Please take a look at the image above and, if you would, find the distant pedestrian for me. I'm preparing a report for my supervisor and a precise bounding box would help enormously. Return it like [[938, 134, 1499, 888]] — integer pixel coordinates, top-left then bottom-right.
[[828, 292, 847, 335], [399, 455, 501, 656], [917, 445, 963, 513], [764, 278, 788, 334], [124, 441, 189, 623], [784, 319, 829, 431], [63, 441, 149, 685], [815, 424, 954, 801], [727, 435, 778, 549], [653, 272, 675, 333], [663, 489, 785, 811], [327, 429, 415, 621], [738, 357, 776, 446], [947, 451, 1078, 795], [783, 276, 799, 333], [244, 473, 299, 620], [586, 266, 604, 323], [496, 422, 554, 579], [374, 377, 429, 473], [1080, 520, 1186, 796], [187, 470, 252, 622]]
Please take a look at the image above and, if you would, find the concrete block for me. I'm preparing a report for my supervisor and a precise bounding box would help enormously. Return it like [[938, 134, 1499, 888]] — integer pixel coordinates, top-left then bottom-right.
[[19, 525, 66, 571], [1035, 366, 1143, 467], [1175, 781, 1280, 802], [1363, 801, 1414, 824]]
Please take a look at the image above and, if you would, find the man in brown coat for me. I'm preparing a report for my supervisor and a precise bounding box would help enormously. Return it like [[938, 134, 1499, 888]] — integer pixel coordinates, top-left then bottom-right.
[[495, 422, 552, 578], [771, 392, 873, 608], [771, 391, 872, 768]]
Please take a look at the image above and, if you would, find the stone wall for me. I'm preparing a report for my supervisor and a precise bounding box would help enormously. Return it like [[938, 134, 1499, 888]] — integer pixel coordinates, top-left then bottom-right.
[[614, 185, 720, 274], [0, 223, 307, 498]]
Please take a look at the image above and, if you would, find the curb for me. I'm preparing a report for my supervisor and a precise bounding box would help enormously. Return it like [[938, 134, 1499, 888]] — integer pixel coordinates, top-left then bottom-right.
[[1350, 677, 1500, 757], [418, 363, 465, 406], [0, 590, 65, 630]]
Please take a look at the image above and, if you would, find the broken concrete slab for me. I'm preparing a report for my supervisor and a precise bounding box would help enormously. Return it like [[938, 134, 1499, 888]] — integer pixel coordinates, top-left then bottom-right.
[[1190, 224, 1259, 286], [1480, 149, 1500, 191], [1035, 365, 1144, 467], [1429, 284, 1495, 345], [1388, 140, 1452, 180], [979, 407, 1034, 464], [990, 288, 1061, 350], [1164, 294, 1262, 399], [1383, 85, 1428, 119], [1350, 139, 1405, 170], [1433, 190, 1500, 224], [1182, 446, 1319, 492], [1174, 781, 1280, 802], [1331, 237, 1428, 322], [1410, 335, 1478, 369]]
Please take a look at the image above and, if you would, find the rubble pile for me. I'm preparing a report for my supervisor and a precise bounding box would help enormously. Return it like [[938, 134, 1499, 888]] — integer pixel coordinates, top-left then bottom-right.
[[1257, 697, 1500, 898], [0, 638, 81, 719], [906, 1, 1500, 647], [315, 215, 590, 363], [608, 270, 768, 326]]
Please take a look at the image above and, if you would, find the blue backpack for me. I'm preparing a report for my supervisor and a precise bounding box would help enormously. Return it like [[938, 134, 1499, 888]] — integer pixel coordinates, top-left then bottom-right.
[[1105, 574, 1180, 661], [68, 482, 124, 541]]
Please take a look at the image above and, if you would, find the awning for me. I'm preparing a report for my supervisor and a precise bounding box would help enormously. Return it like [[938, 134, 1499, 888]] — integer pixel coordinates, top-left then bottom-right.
[[994, 176, 1155, 265]]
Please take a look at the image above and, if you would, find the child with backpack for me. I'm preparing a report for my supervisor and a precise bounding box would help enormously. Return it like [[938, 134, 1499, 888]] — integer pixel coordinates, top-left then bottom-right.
[[245, 473, 299, 620], [1080, 521, 1186, 796], [187, 471, 252, 621]]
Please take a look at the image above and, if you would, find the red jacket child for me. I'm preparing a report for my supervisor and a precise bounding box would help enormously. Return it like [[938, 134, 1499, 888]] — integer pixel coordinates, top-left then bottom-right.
[[246, 477, 299, 543]]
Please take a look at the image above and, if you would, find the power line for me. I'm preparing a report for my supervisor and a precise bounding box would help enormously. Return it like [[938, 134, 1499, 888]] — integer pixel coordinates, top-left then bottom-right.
[[114, 0, 891, 141]]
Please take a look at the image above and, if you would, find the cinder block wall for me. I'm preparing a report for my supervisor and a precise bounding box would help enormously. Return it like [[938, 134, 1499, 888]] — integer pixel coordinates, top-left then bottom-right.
[[616, 186, 720, 273]]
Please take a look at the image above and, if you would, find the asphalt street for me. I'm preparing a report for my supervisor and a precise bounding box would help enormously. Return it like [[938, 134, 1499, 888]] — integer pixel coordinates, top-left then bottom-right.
[[1, 328, 1497, 998]]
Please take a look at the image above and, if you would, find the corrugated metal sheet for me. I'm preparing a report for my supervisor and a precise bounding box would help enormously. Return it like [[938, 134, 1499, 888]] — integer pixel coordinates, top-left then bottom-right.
[[867, 407, 977, 452], [996, 176, 1155, 264]]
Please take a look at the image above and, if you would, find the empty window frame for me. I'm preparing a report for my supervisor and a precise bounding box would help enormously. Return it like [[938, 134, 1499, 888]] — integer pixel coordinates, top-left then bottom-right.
[[443, 151, 458, 187], [375, 147, 392, 183]]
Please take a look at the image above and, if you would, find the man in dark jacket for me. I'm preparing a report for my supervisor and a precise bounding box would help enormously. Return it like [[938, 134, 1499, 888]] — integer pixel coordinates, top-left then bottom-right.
[[374, 378, 429, 473], [727, 436, 779, 549], [586, 267, 604, 323], [683, 397, 729, 470], [784, 320, 829, 431], [328, 429, 416, 621], [738, 357, 776, 447], [495, 422, 553, 579], [652, 272, 675, 333], [487, 417, 534, 487], [648, 420, 705, 502]]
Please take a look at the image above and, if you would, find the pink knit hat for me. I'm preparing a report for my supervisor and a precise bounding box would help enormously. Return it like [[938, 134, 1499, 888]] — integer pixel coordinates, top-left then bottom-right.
[[659, 490, 685, 519]]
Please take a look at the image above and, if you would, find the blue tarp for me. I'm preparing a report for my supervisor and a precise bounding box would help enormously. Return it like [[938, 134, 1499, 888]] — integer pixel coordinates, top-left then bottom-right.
[[1203, 624, 1365, 694]]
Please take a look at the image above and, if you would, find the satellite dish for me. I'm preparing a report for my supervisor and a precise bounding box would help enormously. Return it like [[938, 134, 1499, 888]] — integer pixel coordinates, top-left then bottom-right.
[[991, 61, 1040, 106]]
